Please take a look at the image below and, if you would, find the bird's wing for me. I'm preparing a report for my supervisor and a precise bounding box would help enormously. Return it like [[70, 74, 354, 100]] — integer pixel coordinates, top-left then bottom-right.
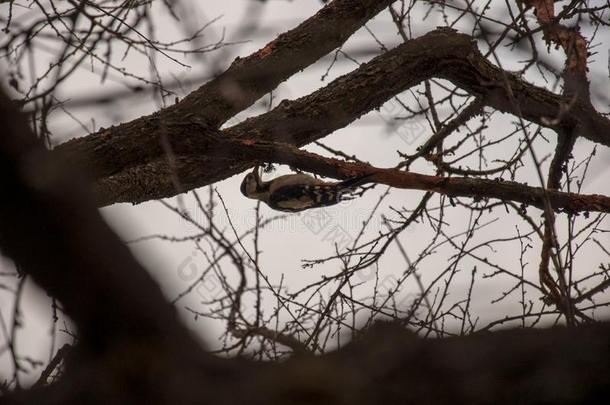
[[269, 184, 340, 212], [267, 174, 323, 193]]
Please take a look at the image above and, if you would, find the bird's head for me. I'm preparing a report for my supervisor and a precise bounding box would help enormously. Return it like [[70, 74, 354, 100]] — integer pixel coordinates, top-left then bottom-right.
[[240, 166, 264, 198]]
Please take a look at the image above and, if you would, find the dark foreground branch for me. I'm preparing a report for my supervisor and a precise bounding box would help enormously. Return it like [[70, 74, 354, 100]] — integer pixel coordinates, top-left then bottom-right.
[[0, 86, 235, 401], [9, 321, 610, 404]]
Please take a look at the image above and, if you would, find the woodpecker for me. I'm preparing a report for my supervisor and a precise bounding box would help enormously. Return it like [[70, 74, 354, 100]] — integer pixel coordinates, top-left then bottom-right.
[[240, 167, 373, 212]]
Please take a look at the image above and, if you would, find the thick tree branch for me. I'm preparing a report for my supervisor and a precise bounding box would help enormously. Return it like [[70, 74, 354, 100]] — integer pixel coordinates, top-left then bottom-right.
[[179, 0, 397, 127], [225, 29, 609, 148], [56, 28, 610, 206], [53, 0, 395, 182]]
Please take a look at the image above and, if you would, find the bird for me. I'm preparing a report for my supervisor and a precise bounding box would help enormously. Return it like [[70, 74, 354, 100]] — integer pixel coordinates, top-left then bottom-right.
[[240, 166, 373, 212]]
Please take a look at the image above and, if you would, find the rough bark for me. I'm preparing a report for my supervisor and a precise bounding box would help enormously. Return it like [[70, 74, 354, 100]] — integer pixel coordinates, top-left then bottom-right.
[[53, 0, 397, 202], [55, 28, 610, 207]]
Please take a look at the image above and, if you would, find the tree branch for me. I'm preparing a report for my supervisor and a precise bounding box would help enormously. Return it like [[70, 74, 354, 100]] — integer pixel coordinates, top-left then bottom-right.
[[206, 135, 610, 214], [53, 0, 396, 182], [55, 28, 610, 206]]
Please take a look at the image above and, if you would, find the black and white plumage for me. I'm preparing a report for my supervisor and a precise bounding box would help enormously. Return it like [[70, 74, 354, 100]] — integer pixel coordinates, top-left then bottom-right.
[[240, 167, 372, 212]]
